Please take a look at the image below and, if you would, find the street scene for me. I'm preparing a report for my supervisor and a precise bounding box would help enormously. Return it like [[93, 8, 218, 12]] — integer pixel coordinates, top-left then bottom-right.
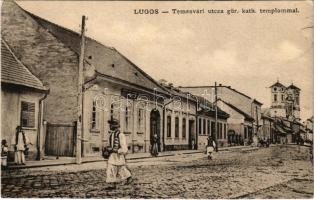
[[1, 0, 313, 199], [1, 145, 313, 198]]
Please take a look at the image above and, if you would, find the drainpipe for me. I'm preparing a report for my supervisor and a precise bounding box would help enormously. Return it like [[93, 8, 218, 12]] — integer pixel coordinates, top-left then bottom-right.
[[36, 90, 49, 160]]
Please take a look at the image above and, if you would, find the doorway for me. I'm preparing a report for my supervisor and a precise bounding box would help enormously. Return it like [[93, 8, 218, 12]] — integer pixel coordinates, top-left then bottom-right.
[[150, 109, 161, 151], [188, 120, 195, 150]]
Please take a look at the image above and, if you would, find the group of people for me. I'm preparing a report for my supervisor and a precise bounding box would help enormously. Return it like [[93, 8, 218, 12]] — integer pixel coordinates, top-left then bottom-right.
[[1, 126, 31, 169]]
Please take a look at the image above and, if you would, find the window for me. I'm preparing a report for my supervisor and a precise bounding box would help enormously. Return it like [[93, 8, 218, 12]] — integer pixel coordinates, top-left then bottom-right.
[[211, 121, 215, 137], [207, 120, 211, 135], [244, 127, 248, 139], [167, 116, 171, 137], [296, 96, 299, 105], [21, 101, 35, 128], [203, 119, 206, 135], [125, 106, 132, 132], [218, 123, 222, 139], [91, 100, 98, 130], [274, 94, 277, 102], [281, 94, 284, 102], [138, 108, 145, 132], [175, 117, 179, 138], [110, 102, 120, 120], [182, 118, 186, 138], [198, 118, 202, 135], [224, 124, 227, 139]]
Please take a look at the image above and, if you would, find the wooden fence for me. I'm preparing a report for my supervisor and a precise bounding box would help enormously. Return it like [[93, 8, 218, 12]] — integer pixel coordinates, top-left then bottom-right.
[[45, 122, 76, 157]]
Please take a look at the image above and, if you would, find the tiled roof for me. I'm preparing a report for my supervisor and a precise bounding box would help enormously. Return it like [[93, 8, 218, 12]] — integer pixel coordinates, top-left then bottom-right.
[[23, 9, 169, 95], [1, 40, 47, 91], [179, 85, 263, 105], [219, 99, 254, 122]]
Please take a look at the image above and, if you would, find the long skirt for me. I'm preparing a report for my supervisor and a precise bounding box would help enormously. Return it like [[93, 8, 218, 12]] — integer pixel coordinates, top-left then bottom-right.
[[151, 143, 158, 156], [206, 146, 214, 155], [1, 156, 7, 167], [106, 164, 132, 183], [14, 151, 25, 165]]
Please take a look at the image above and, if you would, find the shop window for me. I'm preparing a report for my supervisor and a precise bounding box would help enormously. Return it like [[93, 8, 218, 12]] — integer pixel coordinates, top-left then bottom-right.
[[203, 119, 206, 135], [21, 101, 35, 128]]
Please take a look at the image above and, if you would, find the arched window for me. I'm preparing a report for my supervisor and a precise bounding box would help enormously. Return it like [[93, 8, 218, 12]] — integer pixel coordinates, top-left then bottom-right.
[[91, 100, 97, 129]]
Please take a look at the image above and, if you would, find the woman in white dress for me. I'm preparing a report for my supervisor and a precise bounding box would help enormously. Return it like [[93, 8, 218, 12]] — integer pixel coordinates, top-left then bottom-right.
[[13, 126, 29, 165]]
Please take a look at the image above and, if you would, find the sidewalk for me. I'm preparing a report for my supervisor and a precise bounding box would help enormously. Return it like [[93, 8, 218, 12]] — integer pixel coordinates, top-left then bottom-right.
[[6, 145, 259, 170]]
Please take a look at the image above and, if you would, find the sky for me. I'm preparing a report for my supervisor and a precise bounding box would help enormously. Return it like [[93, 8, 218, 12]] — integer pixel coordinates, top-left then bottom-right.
[[17, 1, 313, 120]]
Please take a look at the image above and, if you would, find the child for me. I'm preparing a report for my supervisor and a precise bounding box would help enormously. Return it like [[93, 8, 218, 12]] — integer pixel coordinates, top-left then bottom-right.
[[1, 139, 9, 170]]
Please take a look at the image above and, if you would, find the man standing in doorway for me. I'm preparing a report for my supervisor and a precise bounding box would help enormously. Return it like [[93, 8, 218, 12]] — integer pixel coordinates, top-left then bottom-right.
[[106, 118, 132, 188]]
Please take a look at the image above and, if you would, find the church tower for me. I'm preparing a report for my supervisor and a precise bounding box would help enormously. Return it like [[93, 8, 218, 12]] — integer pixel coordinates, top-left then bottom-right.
[[269, 81, 286, 118], [285, 84, 301, 120]]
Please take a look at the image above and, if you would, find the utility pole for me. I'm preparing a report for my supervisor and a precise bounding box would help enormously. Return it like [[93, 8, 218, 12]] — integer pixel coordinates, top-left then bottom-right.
[[215, 82, 218, 152], [76, 15, 86, 164]]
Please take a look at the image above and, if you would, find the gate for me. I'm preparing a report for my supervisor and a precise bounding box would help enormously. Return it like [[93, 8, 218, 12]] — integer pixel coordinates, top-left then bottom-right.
[[45, 122, 76, 157]]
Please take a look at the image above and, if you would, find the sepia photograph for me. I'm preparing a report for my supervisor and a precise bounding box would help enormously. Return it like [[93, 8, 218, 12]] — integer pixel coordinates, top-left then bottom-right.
[[1, 0, 313, 198]]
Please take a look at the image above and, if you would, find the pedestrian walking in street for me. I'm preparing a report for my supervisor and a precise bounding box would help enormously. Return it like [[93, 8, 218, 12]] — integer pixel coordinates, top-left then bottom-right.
[[106, 119, 132, 189], [12, 126, 30, 165], [1, 139, 9, 170], [151, 133, 159, 157], [206, 136, 216, 160]]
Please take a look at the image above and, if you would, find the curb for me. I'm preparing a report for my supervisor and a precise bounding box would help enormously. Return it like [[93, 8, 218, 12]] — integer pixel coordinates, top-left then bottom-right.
[[5, 146, 258, 170]]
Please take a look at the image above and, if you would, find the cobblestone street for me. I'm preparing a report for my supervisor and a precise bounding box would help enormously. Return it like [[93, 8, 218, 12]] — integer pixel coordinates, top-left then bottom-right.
[[1, 145, 313, 198]]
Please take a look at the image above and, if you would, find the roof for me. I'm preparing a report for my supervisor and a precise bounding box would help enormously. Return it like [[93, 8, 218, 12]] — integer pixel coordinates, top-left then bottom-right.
[[269, 81, 286, 88], [219, 99, 254, 122], [287, 84, 301, 91], [195, 95, 230, 119], [23, 8, 169, 95], [179, 85, 263, 105], [1, 40, 47, 91], [252, 99, 263, 106]]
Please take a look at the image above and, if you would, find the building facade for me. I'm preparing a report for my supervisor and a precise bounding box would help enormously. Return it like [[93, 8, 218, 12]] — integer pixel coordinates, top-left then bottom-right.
[[2, 1, 198, 158], [180, 85, 262, 143], [1, 40, 49, 161]]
